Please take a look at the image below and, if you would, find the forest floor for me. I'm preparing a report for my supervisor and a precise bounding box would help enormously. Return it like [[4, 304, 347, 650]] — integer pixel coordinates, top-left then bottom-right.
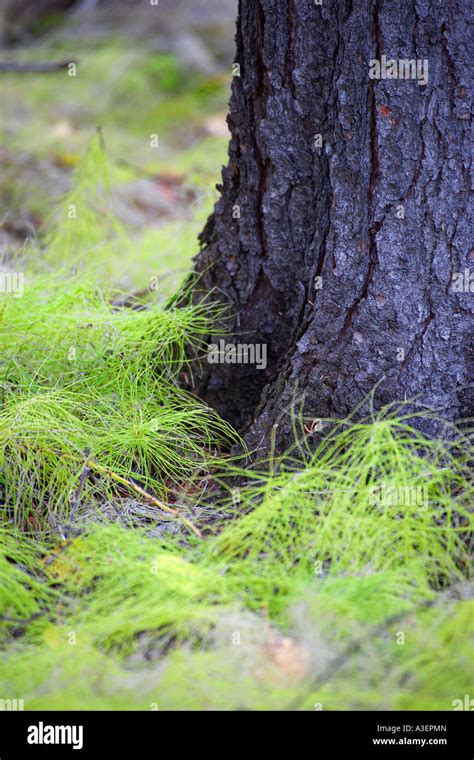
[[0, 28, 231, 294], [0, 22, 472, 710]]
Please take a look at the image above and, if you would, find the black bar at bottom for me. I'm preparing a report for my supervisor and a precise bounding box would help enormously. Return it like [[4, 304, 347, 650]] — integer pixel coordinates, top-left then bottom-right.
[[0, 710, 472, 757]]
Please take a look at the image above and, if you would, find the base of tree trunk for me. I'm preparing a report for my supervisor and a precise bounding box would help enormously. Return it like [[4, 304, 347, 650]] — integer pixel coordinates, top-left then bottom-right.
[[189, 0, 472, 454]]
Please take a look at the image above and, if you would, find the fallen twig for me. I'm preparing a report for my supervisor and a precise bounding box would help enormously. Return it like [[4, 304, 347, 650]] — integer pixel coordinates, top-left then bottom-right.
[[63, 462, 91, 539], [88, 459, 202, 538], [0, 610, 46, 626], [0, 60, 75, 74], [15, 442, 202, 539]]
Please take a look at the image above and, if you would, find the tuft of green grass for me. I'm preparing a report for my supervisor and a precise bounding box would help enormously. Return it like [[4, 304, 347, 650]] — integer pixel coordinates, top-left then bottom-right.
[[207, 409, 472, 593], [0, 137, 239, 533], [42, 130, 125, 265]]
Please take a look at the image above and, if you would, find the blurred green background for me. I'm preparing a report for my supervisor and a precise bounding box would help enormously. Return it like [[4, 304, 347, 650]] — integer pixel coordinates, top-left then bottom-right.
[[0, 0, 237, 294]]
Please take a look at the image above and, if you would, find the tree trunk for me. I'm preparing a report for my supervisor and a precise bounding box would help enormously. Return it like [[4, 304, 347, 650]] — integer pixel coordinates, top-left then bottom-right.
[[191, 0, 472, 453]]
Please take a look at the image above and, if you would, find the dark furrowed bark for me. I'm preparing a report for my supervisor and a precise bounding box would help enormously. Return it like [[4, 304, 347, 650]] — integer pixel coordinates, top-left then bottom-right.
[[192, 0, 473, 453]]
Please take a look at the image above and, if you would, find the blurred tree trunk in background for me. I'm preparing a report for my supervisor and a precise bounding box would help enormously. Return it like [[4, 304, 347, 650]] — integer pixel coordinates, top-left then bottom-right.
[[192, 0, 472, 452], [0, 1, 237, 71], [1, 0, 78, 43]]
